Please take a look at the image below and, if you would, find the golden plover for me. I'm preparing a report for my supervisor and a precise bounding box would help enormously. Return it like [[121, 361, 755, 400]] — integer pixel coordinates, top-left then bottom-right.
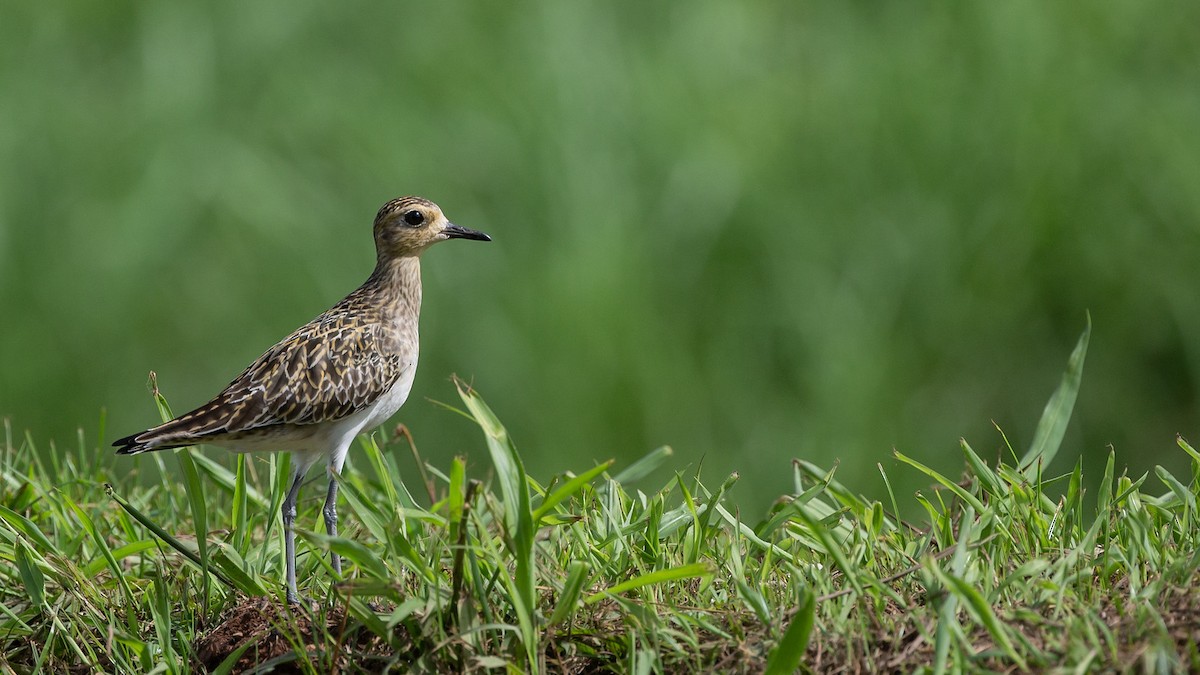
[[113, 196, 490, 604]]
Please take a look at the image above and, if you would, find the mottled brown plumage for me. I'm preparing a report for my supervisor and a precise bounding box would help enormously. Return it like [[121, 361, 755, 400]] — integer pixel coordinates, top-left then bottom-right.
[[113, 196, 490, 603], [114, 259, 420, 453]]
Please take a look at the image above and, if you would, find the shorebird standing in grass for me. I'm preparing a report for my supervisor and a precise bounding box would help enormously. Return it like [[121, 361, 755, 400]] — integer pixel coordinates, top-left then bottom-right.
[[113, 196, 491, 604]]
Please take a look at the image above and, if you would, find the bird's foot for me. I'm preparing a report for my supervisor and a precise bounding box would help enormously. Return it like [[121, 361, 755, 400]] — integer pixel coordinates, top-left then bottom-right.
[[285, 590, 318, 612]]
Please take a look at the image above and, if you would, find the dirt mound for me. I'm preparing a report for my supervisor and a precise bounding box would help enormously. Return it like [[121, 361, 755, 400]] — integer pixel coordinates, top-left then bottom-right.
[[194, 596, 347, 673]]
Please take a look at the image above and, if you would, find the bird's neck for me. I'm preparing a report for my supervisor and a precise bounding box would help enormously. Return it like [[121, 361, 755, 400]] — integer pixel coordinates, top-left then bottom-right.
[[367, 255, 422, 320]]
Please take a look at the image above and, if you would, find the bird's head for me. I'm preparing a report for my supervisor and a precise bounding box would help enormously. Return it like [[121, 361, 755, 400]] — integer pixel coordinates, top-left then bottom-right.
[[373, 196, 491, 259]]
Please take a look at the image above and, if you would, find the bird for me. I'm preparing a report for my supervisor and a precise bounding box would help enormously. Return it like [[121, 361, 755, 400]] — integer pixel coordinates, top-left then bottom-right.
[[113, 196, 491, 605]]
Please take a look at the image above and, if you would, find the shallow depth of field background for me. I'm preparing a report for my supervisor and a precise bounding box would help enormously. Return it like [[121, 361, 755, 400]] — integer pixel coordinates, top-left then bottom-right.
[[2, 2, 1198, 514]]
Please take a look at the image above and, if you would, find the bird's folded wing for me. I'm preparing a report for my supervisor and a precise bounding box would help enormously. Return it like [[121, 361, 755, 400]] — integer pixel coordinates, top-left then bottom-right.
[[217, 320, 406, 430], [139, 319, 408, 444]]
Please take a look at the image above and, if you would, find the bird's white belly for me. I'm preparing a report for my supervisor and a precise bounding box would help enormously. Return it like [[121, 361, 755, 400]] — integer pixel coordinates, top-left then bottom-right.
[[361, 355, 418, 431]]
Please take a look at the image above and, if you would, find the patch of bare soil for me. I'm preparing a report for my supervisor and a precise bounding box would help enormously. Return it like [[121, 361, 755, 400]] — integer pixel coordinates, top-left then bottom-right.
[[194, 596, 348, 674]]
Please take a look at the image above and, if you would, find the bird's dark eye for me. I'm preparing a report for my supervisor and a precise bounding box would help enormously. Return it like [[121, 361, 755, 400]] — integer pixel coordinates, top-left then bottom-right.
[[403, 210, 425, 226]]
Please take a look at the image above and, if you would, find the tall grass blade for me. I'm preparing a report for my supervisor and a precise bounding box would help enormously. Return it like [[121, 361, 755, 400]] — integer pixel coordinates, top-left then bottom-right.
[[1096, 449, 1115, 518], [231, 454, 249, 555], [455, 378, 520, 534], [208, 544, 269, 596], [454, 378, 538, 668], [361, 433, 401, 510], [176, 447, 211, 611], [1021, 315, 1090, 479], [106, 484, 236, 590], [189, 452, 268, 507], [792, 500, 862, 595]]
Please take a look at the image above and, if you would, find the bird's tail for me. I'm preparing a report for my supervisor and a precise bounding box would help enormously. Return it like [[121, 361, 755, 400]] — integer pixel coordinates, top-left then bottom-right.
[[112, 414, 212, 455], [112, 430, 193, 455], [114, 390, 245, 455]]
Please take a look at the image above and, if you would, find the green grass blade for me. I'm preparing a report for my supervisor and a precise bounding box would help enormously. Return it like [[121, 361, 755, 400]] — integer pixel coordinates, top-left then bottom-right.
[[186, 452, 269, 508], [299, 531, 389, 580], [82, 540, 156, 577], [932, 583, 957, 675], [1112, 472, 1149, 508], [792, 500, 863, 596], [448, 456, 466, 543], [934, 565, 1027, 669], [62, 493, 138, 610], [757, 468, 835, 540], [14, 539, 45, 611], [336, 473, 393, 546], [764, 588, 815, 675], [961, 439, 1003, 497], [1178, 435, 1200, 462], [455, 379, 538, 668], [611, 446, 673, 485], [0, 504, 56, 550], [1155, 465, 1195, 512], [207, 542, 269, 595], [877, 463, 901, 530], [261, 452, 287, 570], [456, 380, 519, 461], [231, 454, 249, 556], [894, 450, 988, 516], [737, 578, 772, 625], [1021, 315, 1090, 479], [585, 562, 714, 605], [715, 504, 796, 563], [175, 447, 211, 609], [533, 460, 613, 525], [547, 560, 590, 627], [456, 379, 521, 533], [148, 573, 177, 673], [360, 433, 401, 510], [106, 483, 235, 590], [210, 638, 259, 675], [1095, 448, 1116, 520]]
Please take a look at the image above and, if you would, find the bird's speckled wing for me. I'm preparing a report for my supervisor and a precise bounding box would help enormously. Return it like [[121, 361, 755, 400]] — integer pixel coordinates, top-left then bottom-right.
[[216, 313, 407, 428], [115, 306, 410, 452]]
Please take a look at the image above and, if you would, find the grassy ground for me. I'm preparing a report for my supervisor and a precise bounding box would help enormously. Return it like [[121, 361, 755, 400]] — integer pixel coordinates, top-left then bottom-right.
[[2, 323, 1199, 673]]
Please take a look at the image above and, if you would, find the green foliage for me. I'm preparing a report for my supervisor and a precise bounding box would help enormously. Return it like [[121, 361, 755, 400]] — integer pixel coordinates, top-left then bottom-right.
[[1, 342, 1200, 671]]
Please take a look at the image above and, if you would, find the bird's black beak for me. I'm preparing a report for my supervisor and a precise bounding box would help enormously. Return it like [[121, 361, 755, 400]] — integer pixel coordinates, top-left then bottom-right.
[[443, 223, 492, 242]]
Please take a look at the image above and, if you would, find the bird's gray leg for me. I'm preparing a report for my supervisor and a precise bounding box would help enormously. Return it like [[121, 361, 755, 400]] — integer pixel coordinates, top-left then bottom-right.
[[282, 461, 307, 606], [323, 471, 341, 575]]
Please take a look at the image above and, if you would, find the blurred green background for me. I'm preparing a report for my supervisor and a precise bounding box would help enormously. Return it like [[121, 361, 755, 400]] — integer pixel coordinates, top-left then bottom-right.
[[2, 1, 1198, 515]]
